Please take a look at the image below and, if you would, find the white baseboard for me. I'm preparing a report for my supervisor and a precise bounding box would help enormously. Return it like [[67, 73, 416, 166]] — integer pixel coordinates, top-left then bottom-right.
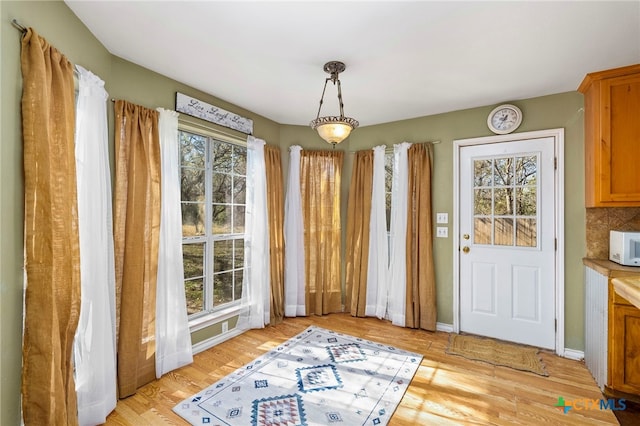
[[562, 348, 584, 361], [191, 327, 245, 355], [436, 322, 454, 333]]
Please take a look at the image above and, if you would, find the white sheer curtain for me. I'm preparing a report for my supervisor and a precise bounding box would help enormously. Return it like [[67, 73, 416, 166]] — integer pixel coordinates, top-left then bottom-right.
[[388, 142, 411, 327], [72, 65, 117, 426], [284, 145, 306, 316], [370, 145, 389, 318], [155, 108, 193, 377], [238, 136, 271, 330]]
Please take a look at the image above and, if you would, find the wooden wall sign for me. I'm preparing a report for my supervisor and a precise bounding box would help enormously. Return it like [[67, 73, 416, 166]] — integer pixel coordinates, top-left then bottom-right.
[[176, 92, 253, 135]]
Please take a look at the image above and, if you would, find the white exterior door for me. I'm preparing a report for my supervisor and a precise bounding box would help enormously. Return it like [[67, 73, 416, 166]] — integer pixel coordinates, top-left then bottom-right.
[[458, 136, 556, 349]]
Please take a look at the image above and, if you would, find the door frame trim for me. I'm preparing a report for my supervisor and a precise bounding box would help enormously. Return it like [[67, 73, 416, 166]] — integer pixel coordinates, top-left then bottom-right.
[[452, 128, 565, 356]]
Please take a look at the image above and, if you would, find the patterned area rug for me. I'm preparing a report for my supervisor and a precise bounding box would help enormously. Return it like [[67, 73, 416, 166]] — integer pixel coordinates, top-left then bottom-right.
[[446, 334, 548, 376], [174, 326, 422, 425]]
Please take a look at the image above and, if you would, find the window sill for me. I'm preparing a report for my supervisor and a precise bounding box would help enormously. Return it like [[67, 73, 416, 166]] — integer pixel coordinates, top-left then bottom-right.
[[188, 303, 244, 333]]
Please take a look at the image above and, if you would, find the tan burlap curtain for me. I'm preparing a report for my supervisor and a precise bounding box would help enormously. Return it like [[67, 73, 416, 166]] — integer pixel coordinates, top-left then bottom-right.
[[300, 150, 344, 315], [345, 150, 374, 316], [264, 144, 285, 324], [405, 143, 437, 330], [20, 28, 81, 426], [113, 100, 161, 398]]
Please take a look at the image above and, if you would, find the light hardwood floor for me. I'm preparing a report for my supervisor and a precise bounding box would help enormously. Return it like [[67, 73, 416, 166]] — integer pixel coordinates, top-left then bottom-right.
[[106, 313, 619, 425]]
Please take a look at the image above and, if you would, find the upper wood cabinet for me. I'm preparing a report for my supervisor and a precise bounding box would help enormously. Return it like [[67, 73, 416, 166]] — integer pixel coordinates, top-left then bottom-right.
[[579, 64, 640, 207]]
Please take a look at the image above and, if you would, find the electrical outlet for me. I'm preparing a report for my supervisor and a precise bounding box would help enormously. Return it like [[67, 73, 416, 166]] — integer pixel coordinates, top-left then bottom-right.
[[436, 213, 448, 224], [436, 227, 448, 238], [222, 321, 228, 333]]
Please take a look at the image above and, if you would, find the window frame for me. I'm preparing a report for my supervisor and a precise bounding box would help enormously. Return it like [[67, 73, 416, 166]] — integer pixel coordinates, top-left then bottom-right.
[[179, 119, 247, 331]]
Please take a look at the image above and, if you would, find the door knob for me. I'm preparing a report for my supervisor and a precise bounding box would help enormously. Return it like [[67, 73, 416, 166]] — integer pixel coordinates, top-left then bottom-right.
[[462, 246, 470, 253]]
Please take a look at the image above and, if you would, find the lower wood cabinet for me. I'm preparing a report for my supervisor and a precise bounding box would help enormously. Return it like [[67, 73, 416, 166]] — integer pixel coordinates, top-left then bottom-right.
[[583, 261, 640, 401], [608, 283, 640, 398]]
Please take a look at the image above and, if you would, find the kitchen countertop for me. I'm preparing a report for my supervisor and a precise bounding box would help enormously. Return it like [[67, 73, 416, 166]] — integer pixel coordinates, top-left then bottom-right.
[[611, 276, 640, 309], [583, 258, 640, 309], [583, 258, 640, 277]]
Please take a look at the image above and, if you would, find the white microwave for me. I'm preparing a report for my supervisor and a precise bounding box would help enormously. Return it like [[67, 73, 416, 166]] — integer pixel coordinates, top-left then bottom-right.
[[609, 230, 640, 266]]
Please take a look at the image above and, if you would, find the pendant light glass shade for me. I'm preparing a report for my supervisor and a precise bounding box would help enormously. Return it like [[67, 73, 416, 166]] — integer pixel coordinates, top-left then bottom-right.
[[310, 61, 359, 145], [311, 117, 359, 145]]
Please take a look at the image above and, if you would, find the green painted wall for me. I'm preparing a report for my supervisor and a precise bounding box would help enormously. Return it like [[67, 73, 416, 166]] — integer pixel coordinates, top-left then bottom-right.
[[108, 56, 281, 146], [1, 1, 588, 424]]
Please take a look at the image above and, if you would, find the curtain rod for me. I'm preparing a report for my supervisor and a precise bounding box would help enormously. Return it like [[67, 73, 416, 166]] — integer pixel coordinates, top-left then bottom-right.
[[347, 140, 441, 154], [11, 19, 27, 34]]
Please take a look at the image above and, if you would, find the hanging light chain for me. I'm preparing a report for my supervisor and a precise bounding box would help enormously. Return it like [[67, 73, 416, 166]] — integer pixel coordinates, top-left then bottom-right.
[[315, 77, 331, 120], [336, 78, 345, 118]]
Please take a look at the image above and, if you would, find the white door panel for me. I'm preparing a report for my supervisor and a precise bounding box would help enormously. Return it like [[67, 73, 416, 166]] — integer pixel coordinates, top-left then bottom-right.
[[459, 136, 556, 349], [512, 265, 540, 321], [470, 262, 496, 314]]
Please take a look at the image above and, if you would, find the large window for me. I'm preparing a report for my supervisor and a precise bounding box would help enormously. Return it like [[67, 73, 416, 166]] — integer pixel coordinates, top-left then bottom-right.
[[180, 128, 247, 317]]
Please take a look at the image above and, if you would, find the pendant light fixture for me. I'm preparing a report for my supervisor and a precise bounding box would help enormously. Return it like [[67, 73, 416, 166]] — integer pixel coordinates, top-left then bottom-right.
[[310, 61, 359, 145]]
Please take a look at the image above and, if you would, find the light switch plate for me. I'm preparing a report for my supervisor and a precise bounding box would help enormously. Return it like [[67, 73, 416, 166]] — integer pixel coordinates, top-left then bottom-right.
[[436, 227, 448, 238], [436, 213, 448, 224]]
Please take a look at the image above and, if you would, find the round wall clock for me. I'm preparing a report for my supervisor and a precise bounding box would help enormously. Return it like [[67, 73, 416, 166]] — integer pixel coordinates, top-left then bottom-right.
[[487, 104, 523, 134]]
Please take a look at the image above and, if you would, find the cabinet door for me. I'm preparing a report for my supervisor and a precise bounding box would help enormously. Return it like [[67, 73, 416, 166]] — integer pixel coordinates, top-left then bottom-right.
[[598, 73, 640, 204], [610, 303, 640, 394]]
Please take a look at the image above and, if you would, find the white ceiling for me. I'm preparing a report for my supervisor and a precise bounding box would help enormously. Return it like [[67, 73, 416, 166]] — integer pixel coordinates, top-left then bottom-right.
[[65, 1, 640, 127]]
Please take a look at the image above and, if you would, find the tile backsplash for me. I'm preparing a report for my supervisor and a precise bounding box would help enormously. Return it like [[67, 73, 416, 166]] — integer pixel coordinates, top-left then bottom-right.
[[586, 207, 640, 258]]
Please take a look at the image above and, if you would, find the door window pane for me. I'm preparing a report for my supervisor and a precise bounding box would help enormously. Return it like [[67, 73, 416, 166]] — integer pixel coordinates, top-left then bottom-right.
[[494, 188, 514, 215], [474, 189, 492, 215], [493, 158, 513, 186], [516, 156, 537, 185], [516, 218, 537, 247], [474, 159, 492, 186], [474, 217, 492, 244], [516, 187, 537, 215], [495, 218, 514, 246]]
